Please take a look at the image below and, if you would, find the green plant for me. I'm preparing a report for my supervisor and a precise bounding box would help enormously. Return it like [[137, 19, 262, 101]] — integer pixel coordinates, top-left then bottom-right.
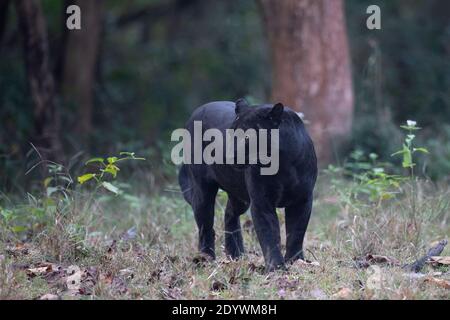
[[325, 150, 404, 206], [391, 120, 429, 176], [0, 151, 145, 261], [77, 152, 145, 195], [391, 120, 429, 244], [326, 120, 432, 255]]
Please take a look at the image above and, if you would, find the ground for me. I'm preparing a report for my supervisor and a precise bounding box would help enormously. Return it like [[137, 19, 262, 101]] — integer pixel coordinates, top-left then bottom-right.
[[0, 175, 449, 300]]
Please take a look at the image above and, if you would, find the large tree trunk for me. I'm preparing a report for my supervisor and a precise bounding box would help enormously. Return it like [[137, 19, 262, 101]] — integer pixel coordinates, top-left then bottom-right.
[[62, 0, 104, 146], [15, 0, 63, 162], [259, 0, 354, 164]]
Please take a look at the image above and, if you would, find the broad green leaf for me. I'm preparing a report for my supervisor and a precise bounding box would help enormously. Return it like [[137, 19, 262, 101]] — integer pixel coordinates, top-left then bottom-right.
[[119, 152, 145, 160], [391, 149, 406, 157], [400, 125, 421, 131], [413, 147, 429, 154], [101, 182, 120, 195], [119, 152, 135, 157], [85, 157, 104, 165], [107, 157, 118, 164], [402, 149, 413, 168], [77, 173, 96, 184], [103, 164, 120, 178]]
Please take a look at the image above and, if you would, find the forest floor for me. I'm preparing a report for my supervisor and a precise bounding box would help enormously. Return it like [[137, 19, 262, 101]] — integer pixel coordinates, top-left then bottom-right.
[[1, 175, 449, 300]]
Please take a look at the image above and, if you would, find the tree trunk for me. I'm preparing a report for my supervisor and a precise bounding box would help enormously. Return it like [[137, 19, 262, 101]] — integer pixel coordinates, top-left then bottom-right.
[[62, 0, 104, 146], [15, 0, 63, 162], [259, 0, 354, 164], [0, 0, 10, 45]]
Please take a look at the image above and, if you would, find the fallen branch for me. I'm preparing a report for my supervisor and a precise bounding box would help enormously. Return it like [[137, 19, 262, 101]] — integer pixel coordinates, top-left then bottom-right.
[[404, 239, 448, 273]]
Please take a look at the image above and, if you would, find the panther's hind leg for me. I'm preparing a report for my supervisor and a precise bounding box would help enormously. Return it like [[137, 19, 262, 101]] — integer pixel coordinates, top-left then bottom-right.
[[224, 196, 249, 259]]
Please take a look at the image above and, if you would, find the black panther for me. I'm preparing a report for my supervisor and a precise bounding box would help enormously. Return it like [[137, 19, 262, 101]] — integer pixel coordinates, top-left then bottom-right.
[[178, 99, 317, 271]]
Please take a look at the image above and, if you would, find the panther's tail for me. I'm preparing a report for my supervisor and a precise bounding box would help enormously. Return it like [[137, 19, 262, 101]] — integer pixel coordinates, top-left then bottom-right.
[[178, 164, 192, 205]]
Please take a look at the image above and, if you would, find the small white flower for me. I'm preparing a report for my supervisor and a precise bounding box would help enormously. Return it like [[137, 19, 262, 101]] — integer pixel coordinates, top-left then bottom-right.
[[406, 120, 417, 127]]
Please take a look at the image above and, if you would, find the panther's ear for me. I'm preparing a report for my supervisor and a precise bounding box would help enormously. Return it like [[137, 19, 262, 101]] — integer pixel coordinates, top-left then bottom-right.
[[266, 103, 284, 125], [235, 98, 249, 115]]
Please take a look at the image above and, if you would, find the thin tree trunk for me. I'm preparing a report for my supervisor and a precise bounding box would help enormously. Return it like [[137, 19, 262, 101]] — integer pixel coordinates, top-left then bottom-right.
[[15, 0, 63, 162], [259, 0, 354, 164], [0, 0, 10, 45], [62, 0, 104, 146]]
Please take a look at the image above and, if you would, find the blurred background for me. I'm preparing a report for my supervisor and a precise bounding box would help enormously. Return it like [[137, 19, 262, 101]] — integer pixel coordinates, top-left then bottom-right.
[[1, 0, 449, 191]]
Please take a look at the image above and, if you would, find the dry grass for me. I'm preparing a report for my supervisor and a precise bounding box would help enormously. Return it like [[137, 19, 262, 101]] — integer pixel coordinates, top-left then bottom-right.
[[0, 176, 449, 300]]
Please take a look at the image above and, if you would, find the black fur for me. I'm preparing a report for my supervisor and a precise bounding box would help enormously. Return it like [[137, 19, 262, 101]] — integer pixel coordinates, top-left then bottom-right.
[[178, 99, 318, 271]]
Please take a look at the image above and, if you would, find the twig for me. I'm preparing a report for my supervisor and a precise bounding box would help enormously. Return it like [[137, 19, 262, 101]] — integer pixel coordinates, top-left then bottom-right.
[[306, 249, 318, 262]]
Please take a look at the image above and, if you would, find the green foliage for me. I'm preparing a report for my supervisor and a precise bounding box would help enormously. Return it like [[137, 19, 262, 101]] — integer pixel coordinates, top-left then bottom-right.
[[326, 119, 436, 254], [328, 120, 429, 206], [392, 121, 429, 171], [326, 150, 405, 205], [0, 151, 145, 252], [77, 152, 145, 195]]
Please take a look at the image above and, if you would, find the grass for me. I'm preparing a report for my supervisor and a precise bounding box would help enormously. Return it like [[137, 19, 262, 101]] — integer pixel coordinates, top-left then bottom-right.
[[0, 171, 449, 300]]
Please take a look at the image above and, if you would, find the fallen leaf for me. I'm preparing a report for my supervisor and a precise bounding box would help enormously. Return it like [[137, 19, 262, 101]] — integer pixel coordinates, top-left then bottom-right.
[[367, 254, 398, 265], [355, 254, 399, 268], [66, 265, 82, 290], [99, 272, 114, 285], [39, 294, 60, 300], [27, 264, 53, 277], [79, 267, 98, 295], [293, 259, 320, 267], [428, 256, 450, 266], [332, 287, 353, 299], [423, 277, 450, 289]]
